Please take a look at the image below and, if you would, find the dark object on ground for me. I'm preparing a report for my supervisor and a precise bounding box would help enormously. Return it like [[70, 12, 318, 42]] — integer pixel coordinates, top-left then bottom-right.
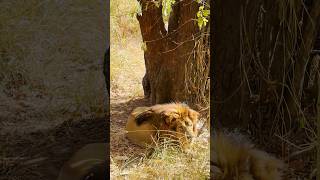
[[142, 74, 151, 99], [103, 47, 110, 93], [57, 143, 108, 180]]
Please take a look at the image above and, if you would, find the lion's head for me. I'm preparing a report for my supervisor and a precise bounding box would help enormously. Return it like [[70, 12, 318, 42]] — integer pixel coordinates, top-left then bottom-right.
[[153, 103, 200, 142], [130, 103, 200, 147]]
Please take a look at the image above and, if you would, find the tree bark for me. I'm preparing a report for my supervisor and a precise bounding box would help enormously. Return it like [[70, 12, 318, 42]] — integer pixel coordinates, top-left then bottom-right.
[[137, 0, 201, 104], [212, 0, 243, 128], [213, 0, 320, 132], [317, 68, 320, 180], [104, 47, 110, 94]]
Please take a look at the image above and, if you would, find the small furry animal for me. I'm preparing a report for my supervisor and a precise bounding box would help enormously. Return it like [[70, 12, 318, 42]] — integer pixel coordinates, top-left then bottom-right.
[[211, 132, 286, 180], [125, 102, 200, 149], [57, 143, 107, 180]]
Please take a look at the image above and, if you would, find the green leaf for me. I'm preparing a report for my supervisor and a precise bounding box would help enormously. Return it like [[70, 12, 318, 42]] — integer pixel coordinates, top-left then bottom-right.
[[162, 0, 175, 20], [197, 11, 201, 18], [203, 10, 210, 16], [196, 2, 210, 30]]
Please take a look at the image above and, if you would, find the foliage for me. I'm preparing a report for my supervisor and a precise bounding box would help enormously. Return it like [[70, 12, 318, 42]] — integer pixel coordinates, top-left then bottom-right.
[[155, 0, 210, 29], [162, 0, 175, 21], [196, 5, 210, 30]]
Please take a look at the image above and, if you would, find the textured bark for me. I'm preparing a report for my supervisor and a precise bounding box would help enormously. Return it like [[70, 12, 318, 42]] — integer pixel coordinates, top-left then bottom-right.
[[103, 47, 110, 94], [137, 0, 200, 104], [212, 0, 243, 128], [137, 0, 170, 104], [213, 0, 320, 131], [317, 69, 320, 180]]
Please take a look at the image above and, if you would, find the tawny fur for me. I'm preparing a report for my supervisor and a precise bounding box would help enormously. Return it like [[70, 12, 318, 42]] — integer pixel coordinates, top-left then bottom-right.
[[125, 102, 200, 149], [57, 143, 107, 180], [211, 132, 286, 180]]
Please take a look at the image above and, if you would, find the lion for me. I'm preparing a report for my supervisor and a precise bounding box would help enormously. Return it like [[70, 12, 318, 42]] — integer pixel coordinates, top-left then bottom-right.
[[125, 102, 200, 149], [57, 143, 107, 180], [211, 132, 286, 180]]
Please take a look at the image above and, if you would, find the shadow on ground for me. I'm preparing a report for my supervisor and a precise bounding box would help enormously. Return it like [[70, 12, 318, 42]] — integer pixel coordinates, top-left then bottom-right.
[[1, 117, 107, 180], [110, 97, 150, 128], [110, 97, 153, 171]]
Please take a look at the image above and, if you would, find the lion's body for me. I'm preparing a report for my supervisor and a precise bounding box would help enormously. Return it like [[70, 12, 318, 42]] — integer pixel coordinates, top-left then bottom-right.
[[125, 107, 156, 147], [57, 143, 107, 180], [125, 103, 199, 148], [211, 132, 286, 180]]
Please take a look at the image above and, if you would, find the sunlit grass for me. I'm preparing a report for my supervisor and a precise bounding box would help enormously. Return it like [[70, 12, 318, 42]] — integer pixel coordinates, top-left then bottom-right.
[[110, 0, 144, 96], [111, 0, 141, 43], [111, 136, 210, 179]]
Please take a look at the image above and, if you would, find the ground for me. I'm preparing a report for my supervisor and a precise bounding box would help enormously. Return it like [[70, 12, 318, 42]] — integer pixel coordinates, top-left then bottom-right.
[[109, 45, 210, 179], [0, 1, 108, 179], [109, 35, 150, 174], [109, 3, 209, 178], [5, 0, 313, 179], [1, 117, 106, 180]]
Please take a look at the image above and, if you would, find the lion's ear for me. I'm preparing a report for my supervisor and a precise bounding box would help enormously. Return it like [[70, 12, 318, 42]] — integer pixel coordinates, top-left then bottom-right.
[[135, 110, 154, 125]]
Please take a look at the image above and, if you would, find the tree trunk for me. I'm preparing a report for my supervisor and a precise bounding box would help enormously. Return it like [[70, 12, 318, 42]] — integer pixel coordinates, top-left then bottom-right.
[[137, 0, 202, 104], [213, 0, 320, 133], [212, 0, 243, 128], [317, 68, 320, 180], [104, 47, 110, 94]]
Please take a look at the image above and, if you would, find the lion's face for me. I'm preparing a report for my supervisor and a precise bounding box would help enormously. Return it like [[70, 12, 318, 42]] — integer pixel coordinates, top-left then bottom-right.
[[158, 105, 199, 143], [175, 117, 196, 139]]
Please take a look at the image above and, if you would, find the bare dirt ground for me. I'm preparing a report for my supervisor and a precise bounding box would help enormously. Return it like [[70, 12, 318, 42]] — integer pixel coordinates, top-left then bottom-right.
[[110, 96, 150, 173], [109, 35, 150, 177]]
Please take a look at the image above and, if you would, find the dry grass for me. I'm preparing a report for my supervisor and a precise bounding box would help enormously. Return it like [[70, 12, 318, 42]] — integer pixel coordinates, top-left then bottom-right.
[[0, 1, 108, 179], [110, 38, 145, 98], [110, 0, 141, 42], [0, 0, 107, 134], [237, 1, 318, 178], [110, 0, 210, 179], [111, 134, 210, 179], [110, 0, 144, 97]]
